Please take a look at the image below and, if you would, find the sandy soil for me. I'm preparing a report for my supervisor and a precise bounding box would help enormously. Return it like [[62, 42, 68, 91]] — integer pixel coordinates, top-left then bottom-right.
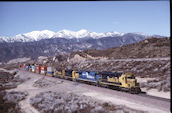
[[136, 77, 170, 99], [141, 88, 170, 99], [4, 69, 170, 113]]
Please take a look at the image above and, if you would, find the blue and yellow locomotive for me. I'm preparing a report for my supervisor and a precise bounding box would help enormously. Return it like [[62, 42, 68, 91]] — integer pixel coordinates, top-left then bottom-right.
[[19, 64, 141, 94]]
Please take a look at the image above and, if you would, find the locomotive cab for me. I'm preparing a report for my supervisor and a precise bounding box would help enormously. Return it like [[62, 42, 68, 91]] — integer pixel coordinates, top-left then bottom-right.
[[123, 73, 141, 94]]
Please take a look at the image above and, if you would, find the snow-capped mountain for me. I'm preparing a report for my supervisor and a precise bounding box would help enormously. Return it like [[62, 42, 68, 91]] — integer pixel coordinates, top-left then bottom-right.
[[54, 29, 91, 39], [24, 30, 55, 41], [0, 36, 9, 42], [54, 29, 125, 39], [0, 29, 167, 62], [0, 29, 152, 43], [2, 30, 56, 42]]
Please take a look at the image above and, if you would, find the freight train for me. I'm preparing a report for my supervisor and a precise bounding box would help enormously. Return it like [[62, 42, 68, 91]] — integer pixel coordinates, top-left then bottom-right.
[[19, 64, 141, 94]]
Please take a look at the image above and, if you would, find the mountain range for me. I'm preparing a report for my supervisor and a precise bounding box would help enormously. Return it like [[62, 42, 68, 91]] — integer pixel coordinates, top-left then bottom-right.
[[0, 29, 164, 43], [70, 37, 170, 60], [0, 29, 166, 62]]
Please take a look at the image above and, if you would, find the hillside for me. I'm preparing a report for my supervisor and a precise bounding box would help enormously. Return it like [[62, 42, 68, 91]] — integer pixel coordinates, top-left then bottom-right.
[[71, 37, 170, 59], [46, 37, 170, 93]]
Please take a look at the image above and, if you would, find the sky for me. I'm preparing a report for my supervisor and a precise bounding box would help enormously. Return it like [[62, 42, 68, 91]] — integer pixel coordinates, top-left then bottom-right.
[[0, 1, 170, 37]]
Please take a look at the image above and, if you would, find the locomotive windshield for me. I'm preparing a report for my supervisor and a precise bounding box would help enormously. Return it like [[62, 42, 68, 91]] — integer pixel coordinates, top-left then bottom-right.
[[127, 75, 135, 79]]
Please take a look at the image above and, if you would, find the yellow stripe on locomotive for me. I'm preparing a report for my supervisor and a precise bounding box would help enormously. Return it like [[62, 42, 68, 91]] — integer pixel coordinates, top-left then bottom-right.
[[19, 63, 141, 94], [99, 72, 141, 93]]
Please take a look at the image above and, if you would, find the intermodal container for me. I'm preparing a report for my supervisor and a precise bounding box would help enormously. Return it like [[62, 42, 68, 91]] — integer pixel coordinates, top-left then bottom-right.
[[26, 65, 30, 71], [29, 66, 32, 72], [40, 66, 47, 75], [19, 65, 23, 70], [36, 65, 41, 74], [32, 65, 36, 72], [22, 64, 26, 70], [47, 66, 54, 76]]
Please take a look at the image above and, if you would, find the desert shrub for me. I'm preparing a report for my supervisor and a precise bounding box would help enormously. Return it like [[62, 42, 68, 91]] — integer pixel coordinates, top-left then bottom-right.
[[0, 91, 27, 113], [30, 91, 146, 113]]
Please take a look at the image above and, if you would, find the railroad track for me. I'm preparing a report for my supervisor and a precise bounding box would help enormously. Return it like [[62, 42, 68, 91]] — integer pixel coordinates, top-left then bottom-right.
[[138, 92, 170, 102], [22, 69, 170, 102], [76, 82, 170, 112], [20, 69, 171, 112], [75, 79, 170, 102]]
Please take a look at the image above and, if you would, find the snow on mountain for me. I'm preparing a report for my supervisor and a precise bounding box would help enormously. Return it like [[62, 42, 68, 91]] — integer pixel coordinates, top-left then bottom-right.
[[0, 30, 56, 42], [0, 36, 9, 42], [105, 32, 124, 37], [54, 29, 125, 39], [24, 30, 55, 41], [54, 29, 78, 39], [54, 29, 97, 39], [0, 29, 154, 43]]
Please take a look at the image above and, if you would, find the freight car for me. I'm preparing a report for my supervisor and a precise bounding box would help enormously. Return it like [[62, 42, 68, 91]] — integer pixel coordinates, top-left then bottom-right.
[[47, 66, 54, 77], [29, 65, 32, 72], [35, 65, 41, 74], [26, 64, 30, 71], [20, 64, 26, 70], [19, 64, 141, 94], [31, 65, 36, 73], [40, 66, 47, 75]]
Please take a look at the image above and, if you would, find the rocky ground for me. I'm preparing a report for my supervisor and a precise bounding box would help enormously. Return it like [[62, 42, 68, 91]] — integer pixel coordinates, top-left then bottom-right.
[[1, 67, 169, 113], [0, 69, 29, 113]]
